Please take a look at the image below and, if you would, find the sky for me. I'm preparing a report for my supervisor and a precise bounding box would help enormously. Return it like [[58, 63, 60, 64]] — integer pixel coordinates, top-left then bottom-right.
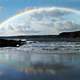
[[0, 0, 80, 22]]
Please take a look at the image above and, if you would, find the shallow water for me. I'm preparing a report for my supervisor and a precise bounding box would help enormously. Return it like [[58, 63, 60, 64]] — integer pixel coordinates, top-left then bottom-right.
[[0, 41, 80, 80]]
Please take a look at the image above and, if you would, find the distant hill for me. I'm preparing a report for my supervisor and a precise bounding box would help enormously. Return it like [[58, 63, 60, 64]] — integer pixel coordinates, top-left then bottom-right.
[[0, 31, 80, 41], [59, 31, 80, 38]]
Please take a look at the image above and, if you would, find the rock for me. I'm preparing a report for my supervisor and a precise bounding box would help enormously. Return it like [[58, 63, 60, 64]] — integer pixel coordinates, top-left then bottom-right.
[[0, 39, 26, 47]]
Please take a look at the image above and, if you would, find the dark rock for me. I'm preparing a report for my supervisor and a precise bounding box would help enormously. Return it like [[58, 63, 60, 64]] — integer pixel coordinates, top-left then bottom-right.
[[0, 39, 26, 47]]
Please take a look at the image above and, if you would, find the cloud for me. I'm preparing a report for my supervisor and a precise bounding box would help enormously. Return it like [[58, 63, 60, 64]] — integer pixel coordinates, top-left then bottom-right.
[[0, 7, 80, 36]]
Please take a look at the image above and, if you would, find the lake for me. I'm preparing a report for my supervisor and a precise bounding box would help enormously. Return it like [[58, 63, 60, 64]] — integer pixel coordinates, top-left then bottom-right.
[[0, 41, 80, 80]]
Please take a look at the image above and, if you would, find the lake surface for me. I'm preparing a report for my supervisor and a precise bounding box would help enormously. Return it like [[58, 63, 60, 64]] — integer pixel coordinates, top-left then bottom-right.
[[0, 41, 80, 80]]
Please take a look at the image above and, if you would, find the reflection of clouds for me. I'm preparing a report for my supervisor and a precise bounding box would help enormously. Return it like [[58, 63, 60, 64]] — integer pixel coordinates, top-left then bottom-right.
[[0, 41, 79, 73], [0, 7, 80, 36], [0, 71, 5, 76]]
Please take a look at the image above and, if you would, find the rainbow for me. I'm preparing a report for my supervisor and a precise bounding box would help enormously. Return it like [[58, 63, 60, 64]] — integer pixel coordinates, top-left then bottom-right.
[[0, 7, 80, 36], [0, 7, 80, 27]]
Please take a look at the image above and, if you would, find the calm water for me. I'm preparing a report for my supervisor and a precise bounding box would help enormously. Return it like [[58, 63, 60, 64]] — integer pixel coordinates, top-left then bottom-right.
[[0, 41, 80, 80]]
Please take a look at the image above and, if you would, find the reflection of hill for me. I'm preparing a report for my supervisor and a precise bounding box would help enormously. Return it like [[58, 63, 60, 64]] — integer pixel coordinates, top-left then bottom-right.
[[0, 31, 80, 42]]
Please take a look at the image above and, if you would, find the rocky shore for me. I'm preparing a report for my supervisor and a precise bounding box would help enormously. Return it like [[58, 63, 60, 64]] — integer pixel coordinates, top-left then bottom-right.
[[0, 39, 26, 47]]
